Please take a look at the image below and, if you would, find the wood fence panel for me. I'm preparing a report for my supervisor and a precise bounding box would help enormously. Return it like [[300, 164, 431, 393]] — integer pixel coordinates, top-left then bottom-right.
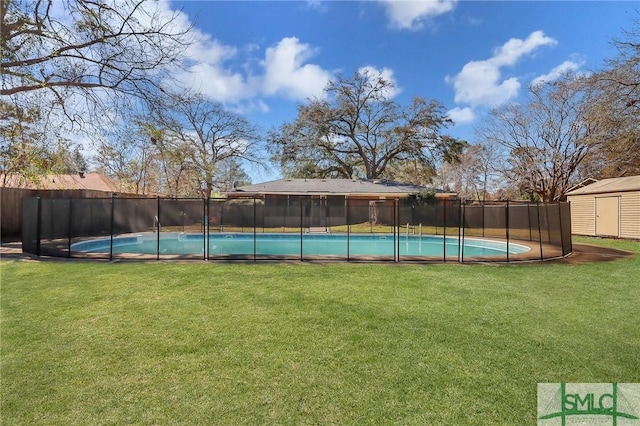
[[1, 188, 138, 242]]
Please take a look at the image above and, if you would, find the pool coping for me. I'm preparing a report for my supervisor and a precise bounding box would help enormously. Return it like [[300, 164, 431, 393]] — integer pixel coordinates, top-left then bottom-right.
[[7, 236, 625, 264], [1, 240, 633, 264], [66, 232, 535, 260]]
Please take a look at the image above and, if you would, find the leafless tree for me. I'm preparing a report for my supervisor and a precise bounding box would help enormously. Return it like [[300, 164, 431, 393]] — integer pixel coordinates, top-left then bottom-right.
[[0, 94, 76, 185], [478, 75, 596, 202], [581, 15, 640, 177], [94, 120, 162, 195], [436, 144, 497, 201], [145, 91, 263, 198]]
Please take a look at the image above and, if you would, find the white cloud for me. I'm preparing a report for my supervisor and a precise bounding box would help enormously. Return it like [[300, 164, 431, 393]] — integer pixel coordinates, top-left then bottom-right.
[[177, 62, 248, 102], [128, 3, 331, 105], [531, 60, 584, 86], [446, 31, 557, 121], [306, 0, 327, 12], [261, 37, 332, 100], [447, 107, 475, 125], [358, 65, 401, 99], [170, 30, 253, 102], [378, 0, 457, 31], [170, 34, 332, 106], [185, 36, 238, 65], [49, 1, 333, 110], [490, 30, 556, 67], [447, 60, 521, 107]]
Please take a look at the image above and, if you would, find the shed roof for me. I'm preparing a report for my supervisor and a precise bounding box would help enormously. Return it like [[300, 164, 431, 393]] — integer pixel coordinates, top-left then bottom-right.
[[565, 175, 640, 196], [233, 178, 452, 197]]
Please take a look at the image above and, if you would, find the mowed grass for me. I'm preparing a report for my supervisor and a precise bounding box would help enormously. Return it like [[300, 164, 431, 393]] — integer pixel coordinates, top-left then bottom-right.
[[1, 237, 639, 425]]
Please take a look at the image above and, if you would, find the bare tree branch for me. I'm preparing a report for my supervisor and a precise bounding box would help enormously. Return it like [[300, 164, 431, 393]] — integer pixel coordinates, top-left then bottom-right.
[[1, 0, 193, 104]]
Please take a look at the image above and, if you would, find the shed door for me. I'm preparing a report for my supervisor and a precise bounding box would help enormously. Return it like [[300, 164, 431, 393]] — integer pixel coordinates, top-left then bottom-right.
[[595, 196, 620, 237]]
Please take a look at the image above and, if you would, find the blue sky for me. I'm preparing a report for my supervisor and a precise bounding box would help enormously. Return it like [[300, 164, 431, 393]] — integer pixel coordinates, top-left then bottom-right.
[[165, 0, 635, 180]]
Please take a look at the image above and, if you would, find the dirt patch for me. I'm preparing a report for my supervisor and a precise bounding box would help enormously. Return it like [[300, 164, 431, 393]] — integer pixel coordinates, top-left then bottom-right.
[[551, 243, 635, 264]]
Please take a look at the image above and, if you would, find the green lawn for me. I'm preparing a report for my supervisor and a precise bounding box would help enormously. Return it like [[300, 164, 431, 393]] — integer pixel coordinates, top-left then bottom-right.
[[1, 237, 639, 425]]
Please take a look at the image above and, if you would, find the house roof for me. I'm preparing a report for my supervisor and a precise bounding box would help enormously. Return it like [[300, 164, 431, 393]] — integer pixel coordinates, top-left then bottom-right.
[[1, 172, 124, 192], [565, 175, 640, 196], [233, 178, 454, 197]]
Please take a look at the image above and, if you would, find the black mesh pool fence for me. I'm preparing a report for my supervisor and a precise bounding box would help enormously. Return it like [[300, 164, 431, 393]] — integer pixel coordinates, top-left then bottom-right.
[[22, 196, 572, 262]]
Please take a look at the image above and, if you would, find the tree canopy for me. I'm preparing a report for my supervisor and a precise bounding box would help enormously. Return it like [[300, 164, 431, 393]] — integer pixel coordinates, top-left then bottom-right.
[[1, 0, 193, 186], [1, 0, 191, 104], [143, 91, 263, 197], [479, 75, 597, 202], [475, 15, 639, 200], [268, 70, 465, 182], [580, 17, 640, 177]]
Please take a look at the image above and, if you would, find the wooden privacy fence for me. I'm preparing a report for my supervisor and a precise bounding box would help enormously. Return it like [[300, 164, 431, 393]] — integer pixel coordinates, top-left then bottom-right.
[[1, 188, 138, 242]]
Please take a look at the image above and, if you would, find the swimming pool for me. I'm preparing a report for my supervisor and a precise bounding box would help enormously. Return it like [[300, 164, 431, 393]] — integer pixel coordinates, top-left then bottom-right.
[[71, 232, 530, 259]]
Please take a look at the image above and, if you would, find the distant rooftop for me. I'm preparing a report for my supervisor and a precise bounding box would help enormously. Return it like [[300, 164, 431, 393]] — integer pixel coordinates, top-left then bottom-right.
[[234, 178, 455, 198], [1, 172, 126, 193]]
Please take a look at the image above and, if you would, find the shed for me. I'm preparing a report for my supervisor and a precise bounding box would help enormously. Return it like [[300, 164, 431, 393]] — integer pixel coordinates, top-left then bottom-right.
[[565, 175, 640, 239]]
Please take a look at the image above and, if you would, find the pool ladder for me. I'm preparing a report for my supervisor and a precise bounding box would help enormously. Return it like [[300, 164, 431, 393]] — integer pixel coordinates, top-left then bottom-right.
[[153, 215, 161, 233], [405, 223, 422, 239]]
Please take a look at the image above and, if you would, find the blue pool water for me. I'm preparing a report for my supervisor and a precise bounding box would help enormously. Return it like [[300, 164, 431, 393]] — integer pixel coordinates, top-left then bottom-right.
[[72, 233, 530, 258]]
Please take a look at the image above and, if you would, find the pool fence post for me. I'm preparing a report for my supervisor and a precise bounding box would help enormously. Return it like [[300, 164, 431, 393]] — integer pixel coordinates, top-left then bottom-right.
[[457, 201, 463, 262], [395, 198, 399, 263], [253, 197, 257, 261], [392, 199, 396, 262], [537, 202, 543, 260], [557, 202, 565, 257], [109, 195, 114, 261], [282, 197, 287, 233], [442, 199, 447, 263], [67, 198, 73, 258], [156, 196, 160, 261], [326, 198, 330, 232], [460, 202, 465, 262], [203, 197, 207, 261], [300, 196, 303, 261], [545, 203, 552, 246], [35, 197, 42, 257], [481, 201, 485, 237], [346, 196, 350, 262], [220, 197, 225, 232], [505, 200, 510, 263], [411, 202, 415, 232], [527, 202, 533, 242]]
